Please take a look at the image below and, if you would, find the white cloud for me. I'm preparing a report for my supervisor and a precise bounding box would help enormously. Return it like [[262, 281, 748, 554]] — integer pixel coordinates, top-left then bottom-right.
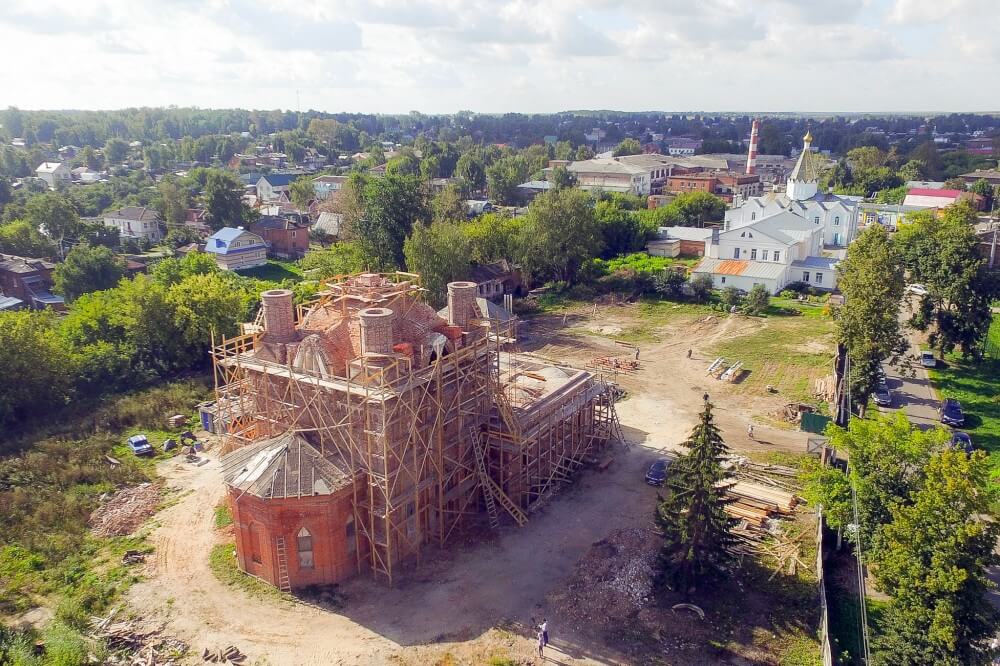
[[0, 0, 997, 112]]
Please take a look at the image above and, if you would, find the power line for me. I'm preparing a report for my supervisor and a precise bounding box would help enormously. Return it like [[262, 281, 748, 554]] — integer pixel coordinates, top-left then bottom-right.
[[843, 350, 872, 664]]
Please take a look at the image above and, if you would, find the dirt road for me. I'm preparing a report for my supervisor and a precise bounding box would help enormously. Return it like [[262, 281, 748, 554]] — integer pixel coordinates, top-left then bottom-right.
[[128, 304, 817, 665]]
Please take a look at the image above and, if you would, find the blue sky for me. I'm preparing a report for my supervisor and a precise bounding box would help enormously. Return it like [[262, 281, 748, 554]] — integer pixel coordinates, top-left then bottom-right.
[[0, 0, 997, 113]]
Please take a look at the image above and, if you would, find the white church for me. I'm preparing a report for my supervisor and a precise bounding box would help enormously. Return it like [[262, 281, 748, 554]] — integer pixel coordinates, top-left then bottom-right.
[[724, 132, 861, 248], [684, 132, 854, 294]]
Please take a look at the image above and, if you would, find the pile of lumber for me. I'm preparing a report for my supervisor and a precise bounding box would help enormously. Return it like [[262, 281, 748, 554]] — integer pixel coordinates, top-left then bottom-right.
[[721, 480, 797, 527], [91, 610, 188, 665], [587, 356, 640, 374]]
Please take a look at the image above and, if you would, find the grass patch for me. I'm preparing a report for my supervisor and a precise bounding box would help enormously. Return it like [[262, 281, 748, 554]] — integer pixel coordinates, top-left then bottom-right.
[[208, 543, 290, 602], [769, 297, 831, 319], [237, 259, 304, 282], [213, 503, 233, 529], [710, 313, 836, 403], [927, 354, 1000, 479], [985, 314, 1000, 359]]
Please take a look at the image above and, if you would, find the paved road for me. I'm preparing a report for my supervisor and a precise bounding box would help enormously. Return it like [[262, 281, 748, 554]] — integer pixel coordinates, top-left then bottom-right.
[[876, 357, 939, 429]]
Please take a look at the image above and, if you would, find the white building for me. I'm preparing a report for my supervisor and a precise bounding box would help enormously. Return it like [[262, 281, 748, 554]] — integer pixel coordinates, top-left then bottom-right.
[[35, 162, 70, 188], [692, 210, 838, 294], [724, 133, 859, 247], [312, 175, 348, 200], [563, 159, 650, 196], [103, 206, 163, 244], [204, 227, 268, 271]]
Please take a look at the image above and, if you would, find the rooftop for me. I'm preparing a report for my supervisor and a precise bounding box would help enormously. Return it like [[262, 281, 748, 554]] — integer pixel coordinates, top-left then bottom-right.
[[0, 254, 55, 274], [105, 206, 161, 222], [907, 188, 965, 198], [692, 257, 788, 280], [35, 162, 65, 174], [221, 431, 354, 499], [566, 159, 648, 176]]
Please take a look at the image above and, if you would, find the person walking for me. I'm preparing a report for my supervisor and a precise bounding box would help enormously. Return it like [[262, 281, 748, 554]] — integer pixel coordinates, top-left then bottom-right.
[[747, 423, 754, 440], [537, 629, 545, 658], [540, 618, 548, 647]]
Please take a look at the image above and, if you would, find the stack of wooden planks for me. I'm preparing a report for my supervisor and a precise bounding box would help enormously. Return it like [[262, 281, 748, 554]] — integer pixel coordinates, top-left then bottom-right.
[[721, 480, 797, 526]]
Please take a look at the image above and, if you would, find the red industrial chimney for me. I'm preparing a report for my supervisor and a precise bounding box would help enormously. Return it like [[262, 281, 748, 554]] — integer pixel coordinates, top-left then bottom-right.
[[746, 119, 760, 175]]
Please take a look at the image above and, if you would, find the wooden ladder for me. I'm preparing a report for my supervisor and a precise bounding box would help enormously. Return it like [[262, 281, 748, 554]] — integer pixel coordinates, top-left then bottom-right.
[[275, 536, 291, 592], [470, 428, 501, 529]]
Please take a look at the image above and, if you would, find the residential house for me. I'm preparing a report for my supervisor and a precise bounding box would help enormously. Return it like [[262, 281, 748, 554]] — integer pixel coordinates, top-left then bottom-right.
[[724, 133, 858, 247], [250, 216, 310, 259], [468, 260, 522, 301], [663, 137, 702, 156], [903, 188, 985, 210], [313, 175, 348, 200], [35, 162, 71, 188], [516, 180, 552, 202], [204, 227, 268, 271], [857, 202, 932, 231], [256, 173, 301, 202], [466, 200, 493, 217], [964, 138, 995, 156], [313, 211, 343, 239], [692, 210, 837, 294], [649, 227, 713, 257], [562, 159, 651, 196], [959, 170, 1000, 187], [0, 254, 65, 310], [103, 206, 164, 244]]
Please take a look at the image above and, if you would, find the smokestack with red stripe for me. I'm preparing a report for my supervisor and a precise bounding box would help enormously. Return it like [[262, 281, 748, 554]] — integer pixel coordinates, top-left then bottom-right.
[[746, 119, 760, 175]]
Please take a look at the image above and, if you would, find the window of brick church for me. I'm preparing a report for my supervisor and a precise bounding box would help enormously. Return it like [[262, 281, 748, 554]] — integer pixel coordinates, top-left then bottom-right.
[[297, 527, 314, 569]]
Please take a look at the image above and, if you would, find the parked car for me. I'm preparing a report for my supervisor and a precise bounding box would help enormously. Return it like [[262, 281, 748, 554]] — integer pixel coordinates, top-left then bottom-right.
[[873, 386, 892, 407], [127, 434, 154, 456], [949, 431, 974, 453], [875, 365, 888, 388], [939, 398, 965, 427], [645, 458, 674, 486], [906, 283, 929, 296], [920, 351, 937, 368]]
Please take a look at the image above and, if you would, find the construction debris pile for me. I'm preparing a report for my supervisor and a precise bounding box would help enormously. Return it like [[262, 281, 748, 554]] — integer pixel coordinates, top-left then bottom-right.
[[548, 528, 659, 632], [202, 645, 248, 663], [91, 611, 188, 666], [90, 483, 161, 537]]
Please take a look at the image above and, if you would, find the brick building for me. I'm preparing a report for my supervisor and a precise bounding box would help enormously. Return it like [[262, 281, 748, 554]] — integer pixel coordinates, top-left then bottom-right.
[[0, 254, 65, 310], [250, 215, 310, 259]]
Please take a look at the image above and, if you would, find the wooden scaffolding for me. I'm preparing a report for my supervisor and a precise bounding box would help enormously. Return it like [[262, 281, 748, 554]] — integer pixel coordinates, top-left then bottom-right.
[[212, 272, 620, 585]]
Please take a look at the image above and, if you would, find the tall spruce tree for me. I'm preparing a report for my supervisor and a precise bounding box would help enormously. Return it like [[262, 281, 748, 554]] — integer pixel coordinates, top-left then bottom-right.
[[654, 397, 735, 593]]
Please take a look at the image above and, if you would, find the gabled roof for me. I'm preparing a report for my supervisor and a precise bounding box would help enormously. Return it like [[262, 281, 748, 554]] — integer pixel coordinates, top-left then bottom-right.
[[205, 227, 265, 255], [221, 431, 354, 499], [313, 175, 348, 184], [469, 260, 514, 283], [693, 257, 787, 280], [726, 210, 816, 246], [105, 206, 161, 222], [0, 254, 55, 274], [258, 173, 299, 187], [907, 188, 963, 198], [35, 162, 65, 174], [251, 215, 307, 231]]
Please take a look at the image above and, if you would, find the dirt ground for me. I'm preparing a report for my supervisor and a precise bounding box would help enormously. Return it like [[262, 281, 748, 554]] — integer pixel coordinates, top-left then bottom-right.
[[126, 304, 823, 665]]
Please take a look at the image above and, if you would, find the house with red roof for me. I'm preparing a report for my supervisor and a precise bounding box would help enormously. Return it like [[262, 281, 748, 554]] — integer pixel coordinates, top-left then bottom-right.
[[903, 188, 985, 210]]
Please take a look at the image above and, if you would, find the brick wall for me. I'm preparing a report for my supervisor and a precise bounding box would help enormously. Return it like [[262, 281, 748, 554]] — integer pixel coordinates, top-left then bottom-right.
[[229, 483, 362, 589]]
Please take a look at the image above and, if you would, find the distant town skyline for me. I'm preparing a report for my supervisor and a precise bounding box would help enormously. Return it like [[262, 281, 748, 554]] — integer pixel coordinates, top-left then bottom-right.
[[1, 0, 999, 114]]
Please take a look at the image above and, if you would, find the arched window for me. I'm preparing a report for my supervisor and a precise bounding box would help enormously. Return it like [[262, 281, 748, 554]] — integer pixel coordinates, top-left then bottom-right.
[[248, 522, 263, 564], [297, 527, 314, 569], [751, 212, 756, 221]]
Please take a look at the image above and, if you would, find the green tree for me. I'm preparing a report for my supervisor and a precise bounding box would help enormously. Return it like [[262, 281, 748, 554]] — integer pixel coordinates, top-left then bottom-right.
[[403, 221, 471, 306], [384, 153, 420, 177], [871, 450, 1000, 666], [653, 269, 687, 300], [594, 199, 647, 258], [969, 178, 995, 209], [847, 146, 888, 171], [462, 212, 521, 264], [721, 286, 742, 310], [23, 192, 81, 248], [669, 192, 727, 227], [517, 188, 602, 283], [896, 203, 995, 358], [898, 159, 926, 182], [742, 283, 770, 315], [835, 224, 906, 404], [455, 152, 486, 194], [289, 176, 314, 210], [689, 274, 713, 303], [0, 310, 73, 427], [151, 250, 219, 286], [431, 184, 466, 224], [654, 398, 735, 593], [486, 155, 529, 206], [549, 166, 574, 190], [0, 220, 57, 257], [52, 244, 124, 302], [103, 138, 129, 164], [353, 173, 428, 269], [163, 226, 201, 249], [826, 413, 945, 547], [156, 178, 188, 227], [574, 145, 595, 161], [612, 138, 642, 157], [799, 458, 853, 531], [167, 272, 244, 353], [299, 243, 365, 279], [204, 170, 249, 231]]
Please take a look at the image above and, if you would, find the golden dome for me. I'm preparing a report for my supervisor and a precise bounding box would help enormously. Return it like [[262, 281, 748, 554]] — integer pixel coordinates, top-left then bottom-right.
[[803, 130, 814, 144]]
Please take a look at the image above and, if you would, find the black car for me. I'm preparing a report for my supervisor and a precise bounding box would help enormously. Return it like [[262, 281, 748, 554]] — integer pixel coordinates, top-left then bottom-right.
[[645, 458, 673, 486], [873, 386, 892, 407], [949, 431, 974, 453], [939, 398, 965, 427]]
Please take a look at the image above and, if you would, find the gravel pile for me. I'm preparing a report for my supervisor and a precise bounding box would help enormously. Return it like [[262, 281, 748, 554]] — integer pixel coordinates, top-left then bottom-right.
[[90, 483, 161, 537], [548, 528, 660, 632]]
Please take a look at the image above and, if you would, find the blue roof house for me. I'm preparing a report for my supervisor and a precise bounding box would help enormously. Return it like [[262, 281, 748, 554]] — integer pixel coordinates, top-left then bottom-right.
[[205, 227, 268, 271]]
